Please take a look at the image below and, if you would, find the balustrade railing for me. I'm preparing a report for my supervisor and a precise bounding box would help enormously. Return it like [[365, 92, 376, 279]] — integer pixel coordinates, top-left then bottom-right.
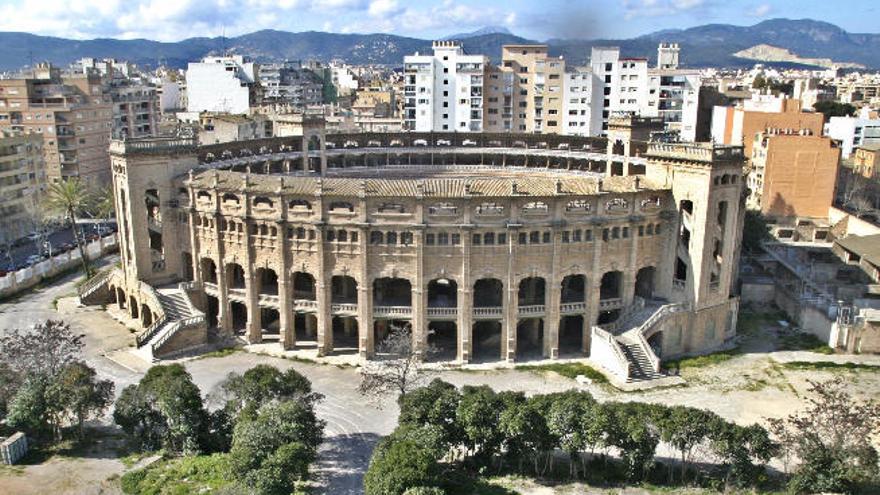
[[560, 301, 586, 314], [473, 307, 503, 318], [331, 303, 358, 314], [599, 298, 623, 309], [374, 306, 413, 317], [517, 304, 546, 316], [426, 307, 458, 318]]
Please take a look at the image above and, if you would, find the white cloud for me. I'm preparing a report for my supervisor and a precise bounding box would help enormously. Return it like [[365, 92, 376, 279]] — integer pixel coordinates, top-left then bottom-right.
[[747, 3, 772, 17], [621, 0, 707, 19], [0, 0, 521, 41]]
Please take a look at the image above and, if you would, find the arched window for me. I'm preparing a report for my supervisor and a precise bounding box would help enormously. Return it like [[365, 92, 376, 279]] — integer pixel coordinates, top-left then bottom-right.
[[338, 230, 348, 242], [428, 202, 458, 215], [378, 202, 405, 213], [386, 232, 398, 245], [197, 191, 211, 202], [522, 201, 549, 213], [296, 227, 306, 239], [329, 201, 355, 213], [254, 196, 274, 209], [371, 231, 383, 244], [222, 193, 240, 204], [401, 232, 413, 245], [566, 199, 591, 212], [289, 199, 312, 211]]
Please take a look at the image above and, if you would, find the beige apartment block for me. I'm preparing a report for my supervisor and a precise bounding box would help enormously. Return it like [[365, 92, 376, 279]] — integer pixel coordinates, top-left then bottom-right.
[[80, 124, 745, 384], [0, 131, 45, 245], [484, 46, 565, 134], [712, 98, 825, 158], [0, 64, 112, 183], [748, 130, 841, 218]]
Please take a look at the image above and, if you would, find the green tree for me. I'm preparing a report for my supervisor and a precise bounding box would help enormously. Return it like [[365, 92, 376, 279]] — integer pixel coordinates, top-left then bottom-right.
[[6, 376, 50, 436], [742, 210, 770, 254], [710, 421, 777, 488], [114, 364, 209, 454], [499, 395, 557, 475], [657, 405, 719, 483], [814, 101, 856, 120], [455, 385, 505, 466], [364, 437, 442, 495], [397, 379, 462, 450], [547, 390, 595, 478], [246, 441, 313, 495], [769, 378, 879, 493], [48, 361, 114, 440], [214, 364, 319, 420], [229, 399, 325, 493], [0, 363, 19, 422], [604, 402, 660, 481], [45, 178, 96, 277]]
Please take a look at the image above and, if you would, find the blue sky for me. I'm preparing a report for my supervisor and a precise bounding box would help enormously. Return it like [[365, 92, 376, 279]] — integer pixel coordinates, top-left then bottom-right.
[[0, 0, 875, 41]]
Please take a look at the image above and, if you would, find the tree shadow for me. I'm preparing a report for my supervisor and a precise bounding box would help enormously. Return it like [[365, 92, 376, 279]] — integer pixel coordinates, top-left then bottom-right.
[[313, 432, 381, 495]]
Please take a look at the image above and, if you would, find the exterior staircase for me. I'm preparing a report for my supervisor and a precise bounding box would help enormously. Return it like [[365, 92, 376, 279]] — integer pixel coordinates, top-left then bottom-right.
[[134, 284, 206, 361], [618, 337, 664, 382], [591, 299, 688, 384]]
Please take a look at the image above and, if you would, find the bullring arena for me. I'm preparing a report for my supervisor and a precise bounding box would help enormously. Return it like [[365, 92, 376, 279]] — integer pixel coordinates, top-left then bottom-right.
[[78, 116, 746, 383]]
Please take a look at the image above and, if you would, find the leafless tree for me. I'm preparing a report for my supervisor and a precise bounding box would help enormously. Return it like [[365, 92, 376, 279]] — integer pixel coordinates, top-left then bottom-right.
[[357, 324, 436, 405], [0, 319, 85, 377]]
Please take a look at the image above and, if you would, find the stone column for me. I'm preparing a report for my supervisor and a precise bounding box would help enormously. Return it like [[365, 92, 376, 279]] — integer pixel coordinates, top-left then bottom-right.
[[544, 223, 562, 359], [214, 214, 232, 335], [187, 208, 201, 285], [504, 227, 518, 362], [315, 224, 332, 356], [244, 228, 261, 344], [278, 220, 295, 349], [458, 226, 473, 363], [587, 228, 603, 327], [412, 228, 427, 358], [623, 223, 639, 307], [357, 225, 372, 358]]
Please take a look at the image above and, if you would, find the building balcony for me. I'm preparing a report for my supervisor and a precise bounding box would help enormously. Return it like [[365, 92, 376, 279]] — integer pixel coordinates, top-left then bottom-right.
[[517, 304, 546, 317], [599, 298, 623, 310], [473, 307, 503, 319], [374, 306, 412, 318]]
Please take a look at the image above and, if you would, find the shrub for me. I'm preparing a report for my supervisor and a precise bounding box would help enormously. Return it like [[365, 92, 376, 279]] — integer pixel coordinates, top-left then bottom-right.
[[364, 438, 442, 495]]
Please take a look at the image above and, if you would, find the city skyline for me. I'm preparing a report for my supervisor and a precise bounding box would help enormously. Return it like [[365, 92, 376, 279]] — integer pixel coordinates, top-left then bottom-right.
[[0, 0, 878, 43]]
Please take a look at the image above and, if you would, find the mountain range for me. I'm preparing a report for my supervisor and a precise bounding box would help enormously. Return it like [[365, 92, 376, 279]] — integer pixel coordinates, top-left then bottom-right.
[[0, 19, 878, 72]]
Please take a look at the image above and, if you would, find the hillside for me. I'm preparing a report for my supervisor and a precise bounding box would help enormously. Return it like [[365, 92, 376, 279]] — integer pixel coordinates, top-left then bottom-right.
[[0, 19, 877, 71]]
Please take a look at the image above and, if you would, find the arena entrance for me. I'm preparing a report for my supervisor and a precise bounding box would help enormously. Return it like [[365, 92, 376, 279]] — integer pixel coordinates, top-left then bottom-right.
[[331, 316, 358, 353], [260, 308, 280, 342], [559, 315, 586, 357], [427, 321, 457, 362], [294, 313, 319, 348], [516, 318, 544, 361], [472, 321, 502, 363]]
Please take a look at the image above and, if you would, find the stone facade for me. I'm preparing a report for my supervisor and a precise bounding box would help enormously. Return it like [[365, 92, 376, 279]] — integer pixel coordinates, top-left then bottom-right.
[[103, 127, 745, 373]]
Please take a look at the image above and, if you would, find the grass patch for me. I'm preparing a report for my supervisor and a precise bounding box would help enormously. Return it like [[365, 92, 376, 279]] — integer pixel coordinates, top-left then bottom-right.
[[515, 362, 608, 383], [194, 346, 242, 360], [781, 361, 880, 372], [663, 348, 741, 371], [120, 453, 235, 495], [777, 332, 835, 354]]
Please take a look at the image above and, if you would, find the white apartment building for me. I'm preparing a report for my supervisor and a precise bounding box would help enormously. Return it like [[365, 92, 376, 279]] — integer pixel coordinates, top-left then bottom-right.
[[825, 115, 880, 158], [185, 55, 257, 114], [403, 41, 487, 132], [562, 68, 593, 136], [588, 43, 700, 141], [331, 64, 359, 96]]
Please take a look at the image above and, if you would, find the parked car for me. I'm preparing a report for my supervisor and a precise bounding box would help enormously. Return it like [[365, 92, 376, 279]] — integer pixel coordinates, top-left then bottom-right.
[[25, 254, 45, 265]]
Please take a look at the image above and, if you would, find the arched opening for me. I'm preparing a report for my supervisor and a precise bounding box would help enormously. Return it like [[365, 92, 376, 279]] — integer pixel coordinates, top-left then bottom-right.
[[373, 277, 412, 307], [559, 315, 585, 357], [293, 272, 316, 300], [116, 288, 126, 309], [635, 266, 656, 300], [600, 271, 622, 300], [518, 277, 546, 307], [141, 305, 153, 327], [427, 321, 457, 362], [516, 318, 544, 360], [472, 321, 501, 363], [373, 320, 411, 355], [295, 313, 319, 345], [256, 267, 279, 295], [331, 275, 358, 304], [226, 263, 246, 289], [206, 295, 219, 328], [648, 331, 663, 358], [597, 309, 621, 325], [230, 302, 248, 333], [612, 139, 624, 155], [129, 297, 139, 319], [473, 278, 503, 307], [200, 258, 217, 284], [561, 274, 586, 303], [428, 278, 457, 308], [261, 308, 280, 339], [332, 316, 358, 352], [182, 252, 193, 281]]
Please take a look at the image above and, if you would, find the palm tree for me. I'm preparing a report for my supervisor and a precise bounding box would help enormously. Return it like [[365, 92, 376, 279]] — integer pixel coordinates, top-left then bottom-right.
[[46, 178, 95, 277]]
